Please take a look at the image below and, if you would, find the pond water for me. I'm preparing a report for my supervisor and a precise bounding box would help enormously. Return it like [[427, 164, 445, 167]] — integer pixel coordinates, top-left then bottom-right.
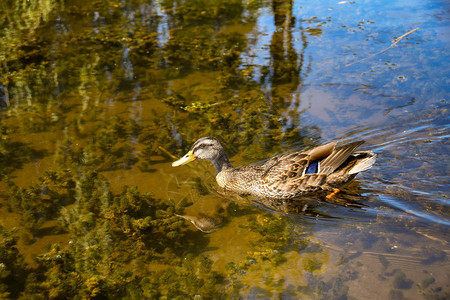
[[0, 0, 449, 299]]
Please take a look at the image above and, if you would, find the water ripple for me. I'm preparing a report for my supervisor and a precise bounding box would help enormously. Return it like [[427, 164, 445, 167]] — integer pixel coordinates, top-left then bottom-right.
[[339, 105, 450, 227]]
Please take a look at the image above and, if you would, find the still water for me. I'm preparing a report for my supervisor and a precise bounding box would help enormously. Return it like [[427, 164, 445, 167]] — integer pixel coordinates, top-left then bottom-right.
[[0, 0, 449, 298]]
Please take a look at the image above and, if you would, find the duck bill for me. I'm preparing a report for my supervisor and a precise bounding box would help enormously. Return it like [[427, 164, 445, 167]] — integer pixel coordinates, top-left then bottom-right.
[[172, 151, 196, 167]]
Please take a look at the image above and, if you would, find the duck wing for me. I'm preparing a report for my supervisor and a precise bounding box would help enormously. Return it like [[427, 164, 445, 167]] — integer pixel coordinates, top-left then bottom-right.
[[257, 141, 367, 198], [260, 142, 336, 180]]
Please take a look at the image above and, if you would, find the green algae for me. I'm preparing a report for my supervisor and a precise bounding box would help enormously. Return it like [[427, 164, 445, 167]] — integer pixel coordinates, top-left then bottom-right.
[[421, 276, 435, 289], [3, 169, 223, 298], [0, 226, 27, 299], [1, 169, 325, 298], [7, 170, 75, 233], [392, 270, 413, 290]]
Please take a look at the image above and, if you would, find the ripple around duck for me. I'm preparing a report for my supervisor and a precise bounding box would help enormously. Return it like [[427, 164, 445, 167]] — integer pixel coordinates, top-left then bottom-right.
[[335, 104, 450, 227], [377, 194, 450, 227]]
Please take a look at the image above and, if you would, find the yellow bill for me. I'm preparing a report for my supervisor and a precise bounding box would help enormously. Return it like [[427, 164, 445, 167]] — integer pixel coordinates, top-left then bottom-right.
[[172, 150, 196, 167]]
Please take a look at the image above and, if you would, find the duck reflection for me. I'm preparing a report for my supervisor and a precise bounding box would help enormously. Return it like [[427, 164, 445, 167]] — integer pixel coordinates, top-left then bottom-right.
[[253, 189, 368, 217]]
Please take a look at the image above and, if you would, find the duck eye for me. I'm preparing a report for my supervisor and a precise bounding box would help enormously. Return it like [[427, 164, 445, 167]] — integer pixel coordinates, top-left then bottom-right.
[[194, 144, 207, 151], [198, 143, 213, 150]]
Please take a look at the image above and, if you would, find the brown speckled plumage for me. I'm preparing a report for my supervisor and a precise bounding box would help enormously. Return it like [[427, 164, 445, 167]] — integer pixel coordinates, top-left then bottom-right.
[[172, 137, 376, 200]]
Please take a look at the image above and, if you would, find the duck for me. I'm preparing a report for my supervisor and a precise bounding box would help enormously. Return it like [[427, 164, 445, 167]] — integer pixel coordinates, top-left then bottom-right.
[[172, 137, 376, 200]]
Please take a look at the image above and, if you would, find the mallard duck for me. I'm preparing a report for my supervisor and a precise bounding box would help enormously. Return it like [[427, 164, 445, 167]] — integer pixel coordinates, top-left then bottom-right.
[[172, 137, 376, 200]]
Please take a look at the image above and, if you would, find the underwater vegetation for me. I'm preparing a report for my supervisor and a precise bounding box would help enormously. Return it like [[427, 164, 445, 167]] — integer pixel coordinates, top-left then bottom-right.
[[0, 225, 27, 299], [2, 169, 219, 298], [1, 169, 331, 299], [7, 170, 75, 234]]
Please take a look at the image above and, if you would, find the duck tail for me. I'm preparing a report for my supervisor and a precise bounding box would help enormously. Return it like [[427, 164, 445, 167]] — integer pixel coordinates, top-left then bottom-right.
[[320, 141, 365, 175], [348, 152, 376, 175]]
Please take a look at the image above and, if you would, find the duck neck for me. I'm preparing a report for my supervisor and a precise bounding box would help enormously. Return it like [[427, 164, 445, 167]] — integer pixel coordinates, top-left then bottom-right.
[[212, 151, 233, 174]]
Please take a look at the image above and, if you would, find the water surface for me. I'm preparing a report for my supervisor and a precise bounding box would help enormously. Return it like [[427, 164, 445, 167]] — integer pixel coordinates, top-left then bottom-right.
[[0, 0, 449, 298]]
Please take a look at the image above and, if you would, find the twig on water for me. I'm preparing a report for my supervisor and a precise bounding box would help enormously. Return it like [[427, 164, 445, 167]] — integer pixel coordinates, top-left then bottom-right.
[[158, 146, 178, 160], [346, 27, 419, 67]]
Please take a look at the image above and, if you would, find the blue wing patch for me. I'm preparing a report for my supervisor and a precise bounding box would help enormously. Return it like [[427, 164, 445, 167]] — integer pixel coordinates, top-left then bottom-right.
[[305, 160, 320, 174]]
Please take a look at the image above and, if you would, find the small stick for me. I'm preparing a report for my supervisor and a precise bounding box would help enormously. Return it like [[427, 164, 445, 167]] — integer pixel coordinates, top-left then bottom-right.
[[392, 27, 419, 44], [346, 27, 419, 67], [158, 146, 178, 160]]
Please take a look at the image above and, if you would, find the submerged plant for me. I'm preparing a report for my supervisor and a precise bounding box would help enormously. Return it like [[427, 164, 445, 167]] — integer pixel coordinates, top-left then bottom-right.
[[222, 213, 326, 296], [0, 226, 27, 299], [11, 170, 224, 298], [7, 170, 75, 234]]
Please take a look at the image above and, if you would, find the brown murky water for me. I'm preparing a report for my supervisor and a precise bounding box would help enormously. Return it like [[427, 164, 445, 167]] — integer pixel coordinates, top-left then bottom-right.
[[0, 0, 448, 298]]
